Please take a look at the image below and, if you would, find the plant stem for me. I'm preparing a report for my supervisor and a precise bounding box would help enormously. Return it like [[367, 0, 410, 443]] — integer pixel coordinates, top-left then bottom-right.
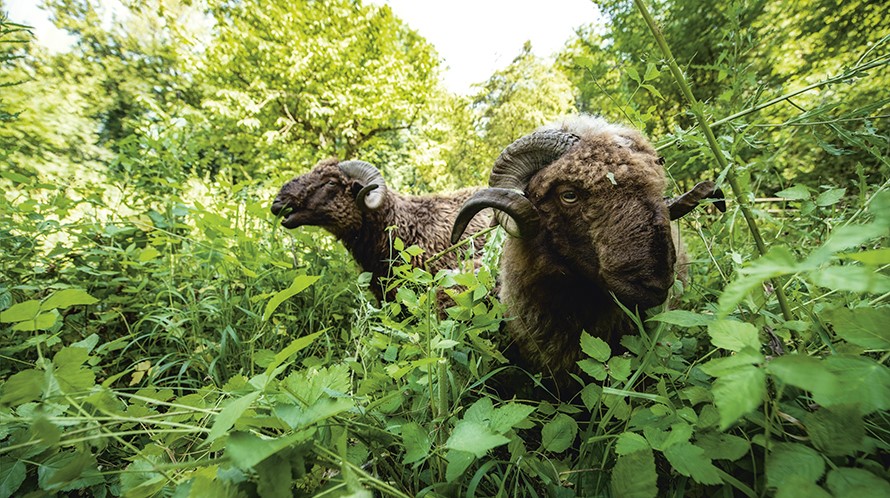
[[424, 225, 497, 268], [634, 0, 793, 321]]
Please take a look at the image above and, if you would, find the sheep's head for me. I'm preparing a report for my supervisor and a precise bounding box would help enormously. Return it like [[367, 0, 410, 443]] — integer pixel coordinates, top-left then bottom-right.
[[452, 118, 725, 309], [270, 158, 388, 236]]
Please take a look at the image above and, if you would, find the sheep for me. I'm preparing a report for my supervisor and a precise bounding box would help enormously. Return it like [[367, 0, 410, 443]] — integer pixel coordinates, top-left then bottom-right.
[[450, 116, 724, 392], [271, 158, 491, 302]]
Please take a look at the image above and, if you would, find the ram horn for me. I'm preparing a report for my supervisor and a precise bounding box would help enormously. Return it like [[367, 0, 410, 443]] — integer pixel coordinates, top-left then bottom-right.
[[486, 129, 580, 230], [451, 188, 540, 244], [666, 181, 727, 220], [339, 160, 387, 211]]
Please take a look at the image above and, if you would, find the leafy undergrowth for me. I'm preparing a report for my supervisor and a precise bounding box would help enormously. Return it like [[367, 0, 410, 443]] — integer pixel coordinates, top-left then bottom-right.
[[1, 166, 888, 498]]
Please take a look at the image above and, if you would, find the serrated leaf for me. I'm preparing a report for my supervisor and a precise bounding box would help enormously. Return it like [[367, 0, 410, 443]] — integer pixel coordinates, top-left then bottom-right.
[[767, 442, 825, 488], [611, 449, 658, 498], [206, 391, 260, 444], [607, 356, 631, 381], [255, 455, 293, 498], [663, 443, 722, 485], [42, 289, 99, 310], [699, 349, 764, 377], [578, 358, 607, 381], [775, 477, 833, 498], [648, 310, 714, 327], [615, 432, 650, 456], [580, 384, 601, 411], [541, 413, 577, 453], [263, 275, 320, 320], [580, 332, 611, 361], [711, 365, 765, 430], [708, 320, 760, 352], [401, 422, 430, 465], [489, 402, 535, 434], [445, 420, 509, 458], [643, 62, 660, 81]]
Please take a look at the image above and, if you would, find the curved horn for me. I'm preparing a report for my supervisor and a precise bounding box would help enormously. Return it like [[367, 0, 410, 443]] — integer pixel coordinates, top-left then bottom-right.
[[489, 129, 581, 191], [339, 160, 387, 211], [451, 188, 541, 244], [667, 181, 727, 220]]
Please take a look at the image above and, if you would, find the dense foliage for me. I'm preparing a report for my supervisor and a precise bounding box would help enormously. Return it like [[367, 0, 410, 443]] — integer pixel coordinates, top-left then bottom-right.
[[1, 0, 888, 497]]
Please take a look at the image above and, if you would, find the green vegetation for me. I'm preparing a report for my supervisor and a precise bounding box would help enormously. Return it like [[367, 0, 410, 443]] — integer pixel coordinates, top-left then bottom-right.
[[1, 0, 888, 496]]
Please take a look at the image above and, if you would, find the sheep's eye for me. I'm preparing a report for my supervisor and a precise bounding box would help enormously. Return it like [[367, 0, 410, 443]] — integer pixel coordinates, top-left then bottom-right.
[[560, 191, 579, 204]]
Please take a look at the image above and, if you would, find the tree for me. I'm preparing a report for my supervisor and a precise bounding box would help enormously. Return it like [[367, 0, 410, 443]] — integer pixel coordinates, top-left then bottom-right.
[[199, 0, 440, 176]]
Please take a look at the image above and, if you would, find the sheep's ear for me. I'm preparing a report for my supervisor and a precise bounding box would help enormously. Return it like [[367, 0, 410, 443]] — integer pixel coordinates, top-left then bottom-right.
[[667, 181, 727, 220]]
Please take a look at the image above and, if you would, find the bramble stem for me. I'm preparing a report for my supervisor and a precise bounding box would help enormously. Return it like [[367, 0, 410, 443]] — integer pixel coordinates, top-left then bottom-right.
[[633, 0, 794, 321]]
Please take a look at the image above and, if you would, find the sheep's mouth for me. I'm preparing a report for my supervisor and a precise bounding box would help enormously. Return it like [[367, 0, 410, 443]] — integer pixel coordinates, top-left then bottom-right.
[[271, 202, 306, 229]]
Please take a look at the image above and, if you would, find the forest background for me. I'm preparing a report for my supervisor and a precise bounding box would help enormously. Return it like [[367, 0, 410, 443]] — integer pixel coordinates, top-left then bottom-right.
[[1, 0, 888, 496]]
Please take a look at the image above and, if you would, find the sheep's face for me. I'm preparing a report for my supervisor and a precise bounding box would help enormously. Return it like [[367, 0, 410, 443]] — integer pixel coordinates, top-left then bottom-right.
[[526, 132, 676, 308], [270, 159, 364, 237]]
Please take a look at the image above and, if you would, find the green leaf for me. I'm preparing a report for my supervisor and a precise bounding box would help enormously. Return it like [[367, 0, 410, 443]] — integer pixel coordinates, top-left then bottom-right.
[[775, 184, 810, 200], [445, 449, 475, 483], [226, 429, 311, 470], [766, 442, 825, 488], [775, 477, 832, 498], [445, 420, 509, 458], [815, 187, 846, 207], [626, 66, 641, 83], [806, 405, 864, 457], [615, 432, 650, 456], [663, 443, 722, 485], [700, 349, 764, 377], [255, 455, 293, 498], [11, 310, 59, 331], [843, 247, 890, 264], [37, 451, 103, 491], [694, 432, 750, 461], [607, 356, 631, 381], [0, 369, 44, 405], [489, 402, 536, 434], [265, 331, 324, 376], [611, 449, 658, 498], [0, 459, 26, 498], [708, 320, 760, 352], [766, 355, 840, 401], [710, 365, 765, 430], [401, 422, 430, 465], [820, 355, 890, 414], [578, 358, 608, 381], [643, 62, 661, 81], [808, 266, 890, 294], [206, 391, 261, 444], [580, 384, 601, 411], [826, 468, 890, 498], [263, 275, 320, 320], [540, 413, 577, 453], [648, 310, 714, 327], [0, 300, 39, 323], [42, 289, 99, 310], [580, 332, 611, 361]]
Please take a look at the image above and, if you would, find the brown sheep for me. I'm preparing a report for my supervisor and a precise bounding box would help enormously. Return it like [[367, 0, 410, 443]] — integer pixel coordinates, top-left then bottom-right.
[[271, 158, 491, 302], [451, 116, 724, 392]]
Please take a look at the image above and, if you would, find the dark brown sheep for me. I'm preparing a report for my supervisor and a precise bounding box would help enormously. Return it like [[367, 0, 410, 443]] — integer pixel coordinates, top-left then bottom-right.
[[271, 158, 491, 302], [451, 116, 724, 392]]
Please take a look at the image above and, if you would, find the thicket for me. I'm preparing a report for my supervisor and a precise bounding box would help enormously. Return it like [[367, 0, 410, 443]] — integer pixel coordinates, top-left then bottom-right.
[[1, 0, 888, 497]]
